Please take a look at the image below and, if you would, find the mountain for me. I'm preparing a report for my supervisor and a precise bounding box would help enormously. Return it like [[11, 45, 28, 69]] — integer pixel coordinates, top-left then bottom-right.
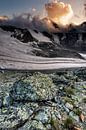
[[0, 23, 86, 70], [0, 25, 85, 59]]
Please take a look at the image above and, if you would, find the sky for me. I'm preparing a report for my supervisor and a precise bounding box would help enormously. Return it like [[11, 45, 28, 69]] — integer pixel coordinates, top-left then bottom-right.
[[0, 0, 85, 22]]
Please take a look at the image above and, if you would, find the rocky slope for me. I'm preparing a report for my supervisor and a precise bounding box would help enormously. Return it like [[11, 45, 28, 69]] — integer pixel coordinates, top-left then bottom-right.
[[0, 68, 86, 130]]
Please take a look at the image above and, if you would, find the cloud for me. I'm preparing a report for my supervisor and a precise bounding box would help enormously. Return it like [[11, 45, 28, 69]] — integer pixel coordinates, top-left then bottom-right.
[[0, 16, 9, 22], [0, 1, 74, 32], [45, 1, 73, 25], [32, 8, 36, 12], [0, 13, 54, 32]]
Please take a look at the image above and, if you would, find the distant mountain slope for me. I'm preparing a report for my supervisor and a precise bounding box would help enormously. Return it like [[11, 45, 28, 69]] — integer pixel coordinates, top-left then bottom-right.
[[0, 24, 86, 70], [0, 25, 84, 59]]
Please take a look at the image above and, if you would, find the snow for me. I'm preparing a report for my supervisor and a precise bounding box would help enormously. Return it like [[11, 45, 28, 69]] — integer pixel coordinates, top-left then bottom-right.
[[80, 53, 86, 59], [29, 29, 51, 43]]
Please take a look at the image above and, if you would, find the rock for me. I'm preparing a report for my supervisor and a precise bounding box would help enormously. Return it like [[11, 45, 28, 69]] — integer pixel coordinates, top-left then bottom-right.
[[45, 124, 52, 130], [0, 106, 29, 129], [75, 68, 86, 80], [55, 112, 62, 120], [73, 101, 79, 108], [63, 105, 70, 113], [0, 70, 86, 130], [73, 126, 82, 130], [34, 111, 50, 124], [19, 120, 47, 130], [0, 91, 4, 108], [79, 114, 85, 122], [0, 98, 3, 108], [52, 75, 68, 85], [65, 102, 73, 110], [69, 112, 79, 122], [3, 93, 11, 106], [73, 116, 80, 122], [27, 120, 46, 130], [59, 86, 63, 90], [9, 73, 57, 102]]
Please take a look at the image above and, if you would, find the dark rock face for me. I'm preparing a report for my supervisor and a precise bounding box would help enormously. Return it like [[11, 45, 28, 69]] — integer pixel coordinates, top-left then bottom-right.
[[32, 41, 83, 59], [0, 25, 37, 43], [53, 33, 86, 53]]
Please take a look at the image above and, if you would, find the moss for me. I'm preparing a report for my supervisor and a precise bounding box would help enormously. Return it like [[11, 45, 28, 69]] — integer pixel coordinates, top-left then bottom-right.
[[50, 119, 60, 130], [64, 87, 75, 96], [82, 98, 86, 103], [73, 108, 82, 116], [64, 117, 74, 129], [1, 107, 8, 114], [63, 97, 75, 106]]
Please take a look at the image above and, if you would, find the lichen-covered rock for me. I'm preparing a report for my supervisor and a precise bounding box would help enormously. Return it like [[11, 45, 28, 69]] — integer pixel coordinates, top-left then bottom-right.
[[0, 106, 29, 130], [0, 70, 86, 130], [34, 108, 51, 124], [28, 120, 47, 130], [9, 73, 57, 102], [18, 105, 62, 130], [35, 111, 50, 124], [74, 68, 86, 80], [3, 93, 12, 107], [19, 120, 47, 130]]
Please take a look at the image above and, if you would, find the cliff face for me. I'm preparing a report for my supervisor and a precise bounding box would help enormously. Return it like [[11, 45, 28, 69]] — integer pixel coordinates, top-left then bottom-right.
[[53, 33, 86, 53]]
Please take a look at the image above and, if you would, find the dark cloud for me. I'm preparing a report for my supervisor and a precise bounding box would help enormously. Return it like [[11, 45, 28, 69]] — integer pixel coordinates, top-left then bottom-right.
[[0, 13, 56, 32]]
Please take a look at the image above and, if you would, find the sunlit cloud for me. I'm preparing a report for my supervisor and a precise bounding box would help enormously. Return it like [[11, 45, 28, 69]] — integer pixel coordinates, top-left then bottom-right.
[[45, 0, 73, 25], [0, 0, 85, 32], [0, 16, 8, 21]]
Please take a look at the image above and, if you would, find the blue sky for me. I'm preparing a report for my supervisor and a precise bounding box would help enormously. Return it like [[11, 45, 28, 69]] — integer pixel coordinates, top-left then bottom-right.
[[0, 0, 84, 19], [0, 0, 48, 16]]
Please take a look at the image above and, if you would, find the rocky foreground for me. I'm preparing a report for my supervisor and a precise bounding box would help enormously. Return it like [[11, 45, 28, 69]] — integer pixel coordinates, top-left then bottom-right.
[[0, 68, 86, 130]]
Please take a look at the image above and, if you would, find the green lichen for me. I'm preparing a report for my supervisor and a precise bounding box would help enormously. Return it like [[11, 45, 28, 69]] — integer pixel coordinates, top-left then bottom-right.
[[50, 118, 60, 130], [73, 108, 82, 116], [10, 72, 57, 102], [82, 97, 86, 103], [64, 117, 74, 129], [63, 97, 75, 106], [64, 87, 75, 96]]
